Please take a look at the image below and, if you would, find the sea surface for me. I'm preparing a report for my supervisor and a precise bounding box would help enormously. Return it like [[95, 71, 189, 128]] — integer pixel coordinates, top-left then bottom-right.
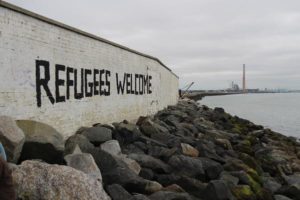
[[201, 93, 300, 138]]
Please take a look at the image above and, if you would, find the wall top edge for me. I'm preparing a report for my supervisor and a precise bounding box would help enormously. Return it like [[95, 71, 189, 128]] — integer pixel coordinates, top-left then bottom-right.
[[0, 0, 179, 79]]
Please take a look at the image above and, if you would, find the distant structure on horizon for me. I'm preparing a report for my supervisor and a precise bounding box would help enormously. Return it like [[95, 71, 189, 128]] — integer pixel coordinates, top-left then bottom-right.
[[243, 64, 246, 93]]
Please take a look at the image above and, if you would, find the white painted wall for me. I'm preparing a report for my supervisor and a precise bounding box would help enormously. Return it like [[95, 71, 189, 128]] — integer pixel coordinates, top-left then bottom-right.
[[0, 4, 179, 139]]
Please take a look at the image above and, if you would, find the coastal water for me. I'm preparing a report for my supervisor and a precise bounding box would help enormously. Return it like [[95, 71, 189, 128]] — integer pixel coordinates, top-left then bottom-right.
[[201, 93, 300, 138]]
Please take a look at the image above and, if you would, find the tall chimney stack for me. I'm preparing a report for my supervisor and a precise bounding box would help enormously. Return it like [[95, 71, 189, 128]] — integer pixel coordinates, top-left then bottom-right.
[[243, 64, 246, 93]]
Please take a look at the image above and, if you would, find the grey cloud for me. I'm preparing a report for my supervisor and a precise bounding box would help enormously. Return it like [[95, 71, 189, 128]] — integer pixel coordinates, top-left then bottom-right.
[[6, 0, 300, 90]]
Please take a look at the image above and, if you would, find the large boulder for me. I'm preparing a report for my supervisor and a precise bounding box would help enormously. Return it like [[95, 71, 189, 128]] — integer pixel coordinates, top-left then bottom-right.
[[276, 184, 300, 200], [150, 132, 181, 148], [156, 175, 207, 199], [274, 195, 293, 200], [90, 148, 161, 194], [12, 160, 111, 200], [168, 155, 205, 180], [118, 154, 141, 175], [17, 120, 64, 164], [148, 146, 178, 160], [262, 176, 282, 194], [231, 185, 256, 200], [162, 184, 186, 193], [114, 122, 142, 145], [134, 194, 151, 200], [279, 174, 300, 198], [106, 184, 135, 200], [137, 117, 169, 136], [100, 140, 122, 156], [219, 171, 239, 188], [180, 143, 199, 157], [198, 157, 223, 180], [99, 140, 141, 174], [64, 151, 102, 182], [204, 180, 234, 200], [128, 153, 171, 173], [196, 140, 225, 164], [149, 191, 193, 200], [81, 127, 112, 145], [64, 134, 94, 155], [0, 116, 25, 163]]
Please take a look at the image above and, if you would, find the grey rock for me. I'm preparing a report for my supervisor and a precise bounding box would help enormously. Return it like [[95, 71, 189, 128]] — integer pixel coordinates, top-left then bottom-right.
[[145, 181, 163, 194], [229, 171, 259, 190], [12, 160, 110, 200], [149, 191, 193, 200], [155, 173, 207, 199], [231, 185, 256, 200], [133, 141, 148, 152], [262, 176, 282, 194], [72, 145, 82, 154], [151, 132, 181, 148], [162, 184, 186, 193], [155, 174, 182, 186], [81, 126, 112, 145], [64, 134, 94, 155], [180, 123, 198, 135], [276, 184, 300, 200], [148, 146, 178, 160], [97, 124, 115, 131], [138, 117, 169, 136], [198, 157, 223, 180], [283, 173, 300, 185], [114, 122, 142, 144], [174, 176, 207, 199], [168, 155, 205, 180], [134, 194, 151, 200], [274, 195, 293, 200], [75, 127, 89, 134], [17, 120, 64, 164], [196, 141, 225, 164], [140, 168, 154, 180], [123, 143, 146, 154], [214, 107, 225, 113], [106, 184, 135, 200], [129, 153, 171, 173], [90, 148, 159, 194], [204, 180, 234, 200], [215, 138, 233, 150], [164, 115, 181, 129], [118, 154, 142, 175], [139, 135, 168, 148], [219, 172, 239, 188], [100, 140, 122, 156], [238, 152, 263, 175], [64, 152, 102, 182], [0, 116, 25, 163], [180, 143, 199, 157]]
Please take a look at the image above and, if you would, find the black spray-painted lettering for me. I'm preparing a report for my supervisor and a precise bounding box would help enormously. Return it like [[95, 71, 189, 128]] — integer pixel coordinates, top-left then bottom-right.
[[55, 64, 66, 103], [36, 60, 153, 107], [116, 73, 152, 95], [36, 60, 55, 107]]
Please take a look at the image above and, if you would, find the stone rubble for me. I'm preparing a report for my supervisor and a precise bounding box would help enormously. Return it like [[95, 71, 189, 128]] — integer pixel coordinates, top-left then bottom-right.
[[0, 99, 299, 200]]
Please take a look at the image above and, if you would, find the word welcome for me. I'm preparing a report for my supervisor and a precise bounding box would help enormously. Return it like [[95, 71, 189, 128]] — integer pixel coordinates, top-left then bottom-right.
[[36, 60, 152, 107]]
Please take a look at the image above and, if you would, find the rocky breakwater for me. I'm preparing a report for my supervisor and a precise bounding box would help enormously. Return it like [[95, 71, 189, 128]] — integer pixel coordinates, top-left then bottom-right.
[[1, 99, 300, 200]]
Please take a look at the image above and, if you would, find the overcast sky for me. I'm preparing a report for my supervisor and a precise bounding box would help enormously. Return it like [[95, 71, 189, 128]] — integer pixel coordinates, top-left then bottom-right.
[[5, 0, 300, 90]]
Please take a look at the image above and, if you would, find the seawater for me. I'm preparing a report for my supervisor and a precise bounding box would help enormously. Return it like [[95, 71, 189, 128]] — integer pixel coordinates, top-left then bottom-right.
[[200, 93, 300, 138]]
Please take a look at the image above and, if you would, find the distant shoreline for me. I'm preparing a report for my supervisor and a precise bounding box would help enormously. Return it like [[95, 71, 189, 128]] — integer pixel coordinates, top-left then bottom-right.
[[185, 91, 300, 101], [184, 92, 242, 101]]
